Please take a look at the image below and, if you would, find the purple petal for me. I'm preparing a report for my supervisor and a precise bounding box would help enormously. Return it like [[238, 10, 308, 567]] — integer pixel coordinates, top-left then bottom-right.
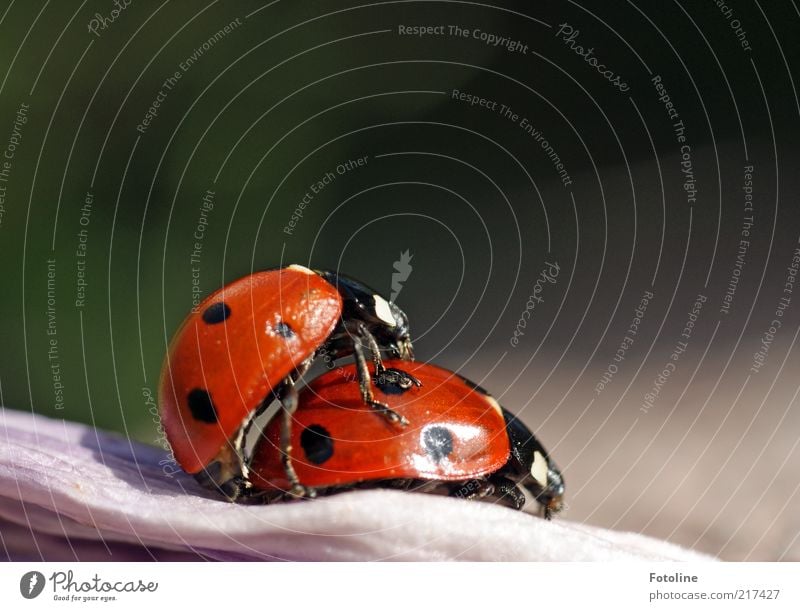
[[0, 408, 715, 561]]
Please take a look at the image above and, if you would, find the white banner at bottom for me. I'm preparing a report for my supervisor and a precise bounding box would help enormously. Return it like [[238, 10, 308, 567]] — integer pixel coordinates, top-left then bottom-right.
[[1, 562, 797, 610]]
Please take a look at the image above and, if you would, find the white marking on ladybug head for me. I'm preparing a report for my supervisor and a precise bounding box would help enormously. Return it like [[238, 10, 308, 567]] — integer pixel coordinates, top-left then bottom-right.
[[373, 295, 396, 327], [485, 395, 503, 416], [531, 451, 548, 489], [287, 264, 314, 275]]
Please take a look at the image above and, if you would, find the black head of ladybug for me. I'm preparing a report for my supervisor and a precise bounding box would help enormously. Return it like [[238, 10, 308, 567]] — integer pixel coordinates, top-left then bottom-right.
[[316, 270, 414, 360], [501, 408, 565, 519]]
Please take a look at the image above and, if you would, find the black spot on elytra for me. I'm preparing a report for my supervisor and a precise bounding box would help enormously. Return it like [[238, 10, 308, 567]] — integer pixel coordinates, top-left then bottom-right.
[[202, 302, 231, 324], [422, 426, 453, 463], [300, 424, 333, 464], [187, 388, 218, 423], [274, 320, 294, 337], [457, 374, 490, 396]]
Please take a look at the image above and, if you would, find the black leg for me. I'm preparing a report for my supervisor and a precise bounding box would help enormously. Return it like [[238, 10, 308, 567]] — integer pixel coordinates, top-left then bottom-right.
[[278, 381, 315, 499], [374, 367, 422, 391], [487, 475, 527, 510], [449, 478, 495, 501], [360, 325, 387, 375], [273, 360, 317, 499], [349, 325, 409, 426], [355, 323, 419, 387]]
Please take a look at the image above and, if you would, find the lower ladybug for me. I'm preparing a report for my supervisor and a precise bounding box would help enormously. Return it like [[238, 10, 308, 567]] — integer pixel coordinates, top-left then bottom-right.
[[159, 265, 417, 500], [248, 360, 565, 518]]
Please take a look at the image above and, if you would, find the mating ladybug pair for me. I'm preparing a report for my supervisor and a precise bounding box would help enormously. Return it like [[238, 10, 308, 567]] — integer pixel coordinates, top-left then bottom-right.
[[159, 265, 564, 517]]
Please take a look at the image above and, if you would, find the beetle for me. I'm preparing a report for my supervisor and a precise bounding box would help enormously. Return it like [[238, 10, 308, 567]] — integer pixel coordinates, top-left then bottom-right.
[[248, 360, 565, 518], [158, 265, 416, 500]]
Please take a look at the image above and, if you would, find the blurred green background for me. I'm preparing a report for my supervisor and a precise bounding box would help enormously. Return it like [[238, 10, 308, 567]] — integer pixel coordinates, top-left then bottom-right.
[[0, 0, 587, 440], [1, 0, 798, 436]]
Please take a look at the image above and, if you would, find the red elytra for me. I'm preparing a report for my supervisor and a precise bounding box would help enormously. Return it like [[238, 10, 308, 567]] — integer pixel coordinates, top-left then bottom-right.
[[249, 360, 510, 490], [158, 266, 342, 474]]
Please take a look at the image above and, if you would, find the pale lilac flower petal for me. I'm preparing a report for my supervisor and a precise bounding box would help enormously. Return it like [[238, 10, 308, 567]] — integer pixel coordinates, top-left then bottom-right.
[[0, 408, 715, 561]]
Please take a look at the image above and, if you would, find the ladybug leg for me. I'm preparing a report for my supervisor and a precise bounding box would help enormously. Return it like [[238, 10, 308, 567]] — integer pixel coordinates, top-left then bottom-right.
[[350, 327, 409, 426], [278, 381, 315, 499], [486, 475, 527, 511], [374, 367, 422, 390], [359, 330, 421, 386], [449, 478, 495, 501], [360, 325, 388, 375], [346, 321, 419, 422]]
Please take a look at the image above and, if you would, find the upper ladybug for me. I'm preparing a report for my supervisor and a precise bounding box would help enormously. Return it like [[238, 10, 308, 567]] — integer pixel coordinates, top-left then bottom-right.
[[158, 265, 416, 499]]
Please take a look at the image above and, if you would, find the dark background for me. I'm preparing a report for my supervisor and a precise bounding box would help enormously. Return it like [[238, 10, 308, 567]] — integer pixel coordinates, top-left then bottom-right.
[[1, 0, 798, 559]]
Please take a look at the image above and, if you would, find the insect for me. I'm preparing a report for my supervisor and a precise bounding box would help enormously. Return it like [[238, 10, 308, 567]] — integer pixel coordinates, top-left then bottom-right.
[[248, 360, 565, 518], [158, 265, 416, 500]]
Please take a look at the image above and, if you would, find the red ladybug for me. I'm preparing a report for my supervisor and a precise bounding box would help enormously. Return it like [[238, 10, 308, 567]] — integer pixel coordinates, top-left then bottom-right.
[[249, 360, 565, 518], [159, 265, 416, 499]]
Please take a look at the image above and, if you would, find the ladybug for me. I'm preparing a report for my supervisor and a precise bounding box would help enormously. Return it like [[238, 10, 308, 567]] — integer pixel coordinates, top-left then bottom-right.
[[248, 360, 565, 518], [159, 265, 417, 499]]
